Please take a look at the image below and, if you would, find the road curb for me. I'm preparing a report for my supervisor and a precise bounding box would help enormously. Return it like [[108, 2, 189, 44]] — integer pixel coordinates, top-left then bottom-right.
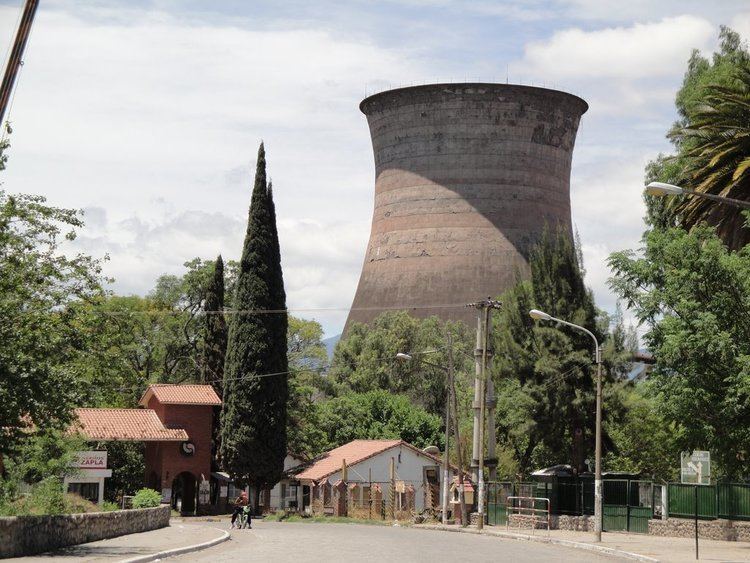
[[119, 526, 230, 563], [415, 524, 660, 562]]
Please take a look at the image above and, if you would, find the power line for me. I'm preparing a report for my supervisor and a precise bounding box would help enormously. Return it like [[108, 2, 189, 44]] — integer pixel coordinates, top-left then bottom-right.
[[11, 302, 474, 316]]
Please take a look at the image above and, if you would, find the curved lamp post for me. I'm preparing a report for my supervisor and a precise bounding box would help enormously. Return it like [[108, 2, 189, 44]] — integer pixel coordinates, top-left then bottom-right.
[[529, 309, 603, 542], [645, 181, 750, 210]]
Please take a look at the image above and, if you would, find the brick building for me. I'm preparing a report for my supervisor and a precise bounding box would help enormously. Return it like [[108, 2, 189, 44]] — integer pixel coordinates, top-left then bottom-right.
[[73, 384, 221, 514]]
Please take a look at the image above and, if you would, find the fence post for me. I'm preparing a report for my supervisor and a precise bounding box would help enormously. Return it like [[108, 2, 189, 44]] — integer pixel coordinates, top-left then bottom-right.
[[694, 485, 699, 560], [368, 468, 372, 520], [390, 457, 396, 522]]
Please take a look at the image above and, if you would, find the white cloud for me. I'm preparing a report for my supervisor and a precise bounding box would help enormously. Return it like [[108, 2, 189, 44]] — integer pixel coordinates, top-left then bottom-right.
[[520, 16, 714, 80], [2, 2, 748, 339], [0, 3, 434, 336]]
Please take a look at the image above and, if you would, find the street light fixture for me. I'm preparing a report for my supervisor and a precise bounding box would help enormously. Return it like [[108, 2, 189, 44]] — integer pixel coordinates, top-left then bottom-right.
[[529, 309, 603, 543], [645, 181, 750, 210]]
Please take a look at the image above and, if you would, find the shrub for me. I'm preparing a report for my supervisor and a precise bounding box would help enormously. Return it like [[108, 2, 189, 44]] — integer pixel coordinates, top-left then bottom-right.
[[101, 501, 119, 512], [31, 477, 67, 515], [132, 488, 162, 509]]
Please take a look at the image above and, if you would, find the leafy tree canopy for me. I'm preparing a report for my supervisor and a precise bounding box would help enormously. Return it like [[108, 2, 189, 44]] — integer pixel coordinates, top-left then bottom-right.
[[331, 311, 473, 417], [315, 390, 443, 453], [0, 191, 106, 453], [646, 26, 750, 247], [493, 229, 635, 475], [609, 225, 750, 478]]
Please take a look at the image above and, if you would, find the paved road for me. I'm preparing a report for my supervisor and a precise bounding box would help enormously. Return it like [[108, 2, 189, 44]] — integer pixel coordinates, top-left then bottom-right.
[[173, 520, 623, 562]]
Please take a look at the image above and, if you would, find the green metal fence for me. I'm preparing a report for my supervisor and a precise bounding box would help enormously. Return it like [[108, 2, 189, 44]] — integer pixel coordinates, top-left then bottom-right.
[[668, 483, 750, 521], [718, 483, 750, 521]]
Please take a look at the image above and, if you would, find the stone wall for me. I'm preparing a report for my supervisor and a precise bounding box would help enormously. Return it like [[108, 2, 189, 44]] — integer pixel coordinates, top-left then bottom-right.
[[508, 513, 594, 531], [0, 505, 170, 558], [649, 517, 750, 542]]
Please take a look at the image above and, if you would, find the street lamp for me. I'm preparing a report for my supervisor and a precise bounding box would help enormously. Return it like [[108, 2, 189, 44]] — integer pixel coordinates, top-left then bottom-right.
[[396, 347, 465, 526], [645, 181, 750, 210], [529, 309, 603, 543]]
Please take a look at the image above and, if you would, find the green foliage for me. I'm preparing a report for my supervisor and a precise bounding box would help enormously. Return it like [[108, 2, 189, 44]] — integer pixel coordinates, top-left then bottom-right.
[[132, 488, 162, 509], [101, 501, 119, 512], [287, 316, 328, 458], [203, 255, 228, 397], [314, 390, 443, 453], [645, 26, 750, 248], [493, 229, 634, 475], [0, 191, 106, 453], [331, 311, 473, 417], [609, 225, 750, 479], [603, 383, 681, 481], [221, 143, 289, 487], [91, 441, 145, 502], [0, 430, 86, 516]]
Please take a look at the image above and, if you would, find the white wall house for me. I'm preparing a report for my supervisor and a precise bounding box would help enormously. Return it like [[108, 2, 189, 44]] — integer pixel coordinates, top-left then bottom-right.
[[294, 440, 445, 514], [265, 454, 306, 512]]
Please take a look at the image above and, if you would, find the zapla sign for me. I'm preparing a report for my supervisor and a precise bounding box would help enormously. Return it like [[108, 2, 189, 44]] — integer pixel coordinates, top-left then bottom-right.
[[71, 451, 108, 469]]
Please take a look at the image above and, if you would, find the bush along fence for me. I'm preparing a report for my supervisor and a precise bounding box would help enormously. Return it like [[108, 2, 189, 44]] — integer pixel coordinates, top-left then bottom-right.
[[485, 479, 750, 539]]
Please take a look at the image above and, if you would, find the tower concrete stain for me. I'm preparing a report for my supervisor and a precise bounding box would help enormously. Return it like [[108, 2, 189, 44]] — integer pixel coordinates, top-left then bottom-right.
[[345, 83, 588, 330]]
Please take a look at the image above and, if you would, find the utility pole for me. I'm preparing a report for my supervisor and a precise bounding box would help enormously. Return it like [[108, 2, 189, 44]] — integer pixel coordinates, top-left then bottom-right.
[[467, 298, 501, 530], [0, 0, 39, 125], [441, 343, 451, 525], [447, 332, 468, 526]]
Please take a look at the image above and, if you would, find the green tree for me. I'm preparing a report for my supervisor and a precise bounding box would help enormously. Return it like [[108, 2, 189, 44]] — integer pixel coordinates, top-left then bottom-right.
[[667, 62, 750, 249], [315, 390, 443, 453], [0, 192, 106, 454], [609, 225, 750, 479], [286, 316, 328, 458], [493, 229, 632, 475], [603, 383, 681, 481], [645, 27, 750, 247], [221, 143, 289, 491], [203, 255, 227, 397], [331, 311, 473, 417]]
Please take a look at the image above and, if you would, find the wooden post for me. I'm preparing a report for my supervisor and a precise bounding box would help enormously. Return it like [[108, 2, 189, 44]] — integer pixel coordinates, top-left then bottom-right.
[[390, 457, 396, 521], [369, 467, 373, 520]]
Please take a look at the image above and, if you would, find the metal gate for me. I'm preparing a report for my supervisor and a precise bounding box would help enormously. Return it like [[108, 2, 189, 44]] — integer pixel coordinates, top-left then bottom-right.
[[486, 482, 534, 526], [602, 480, 653, 534]]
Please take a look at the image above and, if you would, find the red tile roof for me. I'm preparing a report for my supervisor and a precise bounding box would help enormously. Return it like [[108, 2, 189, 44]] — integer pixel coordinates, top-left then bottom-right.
[[138, 384, 221, 407], [295, 440, 406, 482], [73, 408, 188, 441]]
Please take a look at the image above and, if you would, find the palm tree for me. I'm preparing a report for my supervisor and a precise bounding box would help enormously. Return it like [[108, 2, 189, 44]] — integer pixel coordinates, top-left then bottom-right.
[[669, 63, 750, 249]]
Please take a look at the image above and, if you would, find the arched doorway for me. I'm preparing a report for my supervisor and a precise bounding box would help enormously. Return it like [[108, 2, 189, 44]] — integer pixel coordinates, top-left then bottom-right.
[[172, 472, 197, 515]]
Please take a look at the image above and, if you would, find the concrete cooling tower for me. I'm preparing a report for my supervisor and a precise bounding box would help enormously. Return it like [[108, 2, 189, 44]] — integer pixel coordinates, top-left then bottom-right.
[[345, 83, 588, 330]]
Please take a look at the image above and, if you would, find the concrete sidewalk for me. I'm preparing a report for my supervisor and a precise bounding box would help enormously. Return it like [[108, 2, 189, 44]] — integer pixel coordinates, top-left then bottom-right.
[[7, 521, 228, 562], [417, 524, 750, 562]]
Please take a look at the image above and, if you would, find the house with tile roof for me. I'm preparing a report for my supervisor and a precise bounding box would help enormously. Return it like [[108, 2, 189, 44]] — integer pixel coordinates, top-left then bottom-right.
[[70, 384, 222, 514], [288, 439, 448, 517]]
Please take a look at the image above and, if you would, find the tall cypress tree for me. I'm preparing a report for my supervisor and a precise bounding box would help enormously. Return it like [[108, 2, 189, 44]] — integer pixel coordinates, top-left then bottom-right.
[[220, 143, 288, 492], [203, 255, 227, 397]]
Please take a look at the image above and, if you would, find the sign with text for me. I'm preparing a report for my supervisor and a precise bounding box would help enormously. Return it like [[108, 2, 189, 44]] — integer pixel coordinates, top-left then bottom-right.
[[71, 451, 107, 469], [681, 450, 711, 485]]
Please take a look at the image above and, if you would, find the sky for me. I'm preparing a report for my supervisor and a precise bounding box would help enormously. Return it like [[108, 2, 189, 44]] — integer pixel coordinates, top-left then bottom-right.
[[1, 0, 749, 337]]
